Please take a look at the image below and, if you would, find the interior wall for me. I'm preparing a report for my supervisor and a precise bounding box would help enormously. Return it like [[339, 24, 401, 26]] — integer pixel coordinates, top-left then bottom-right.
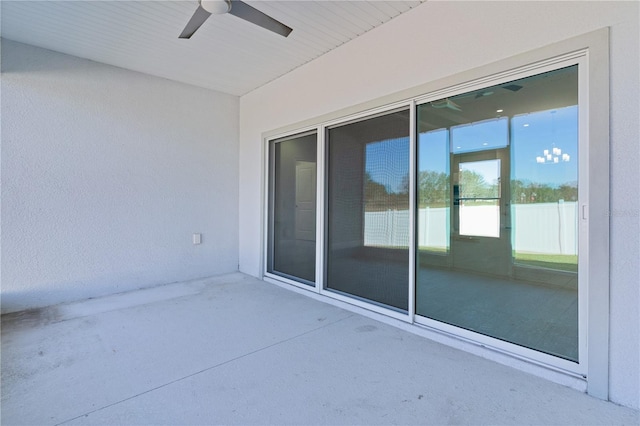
[[1, 40, 240, 313], [327, 128, 364, 251], [238, 2, 639, 409]]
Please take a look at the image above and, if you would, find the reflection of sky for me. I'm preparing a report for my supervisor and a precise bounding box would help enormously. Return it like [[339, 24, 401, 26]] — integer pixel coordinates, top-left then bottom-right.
[[365, 137, 410, 193], [511, 106, 578, 187], [460, 159, 500, 187], [419, 129, 448, 174]]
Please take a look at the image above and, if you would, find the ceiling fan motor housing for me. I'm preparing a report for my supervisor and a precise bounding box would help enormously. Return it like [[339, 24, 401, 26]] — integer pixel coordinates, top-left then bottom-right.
[[200, 0, 232, 15]]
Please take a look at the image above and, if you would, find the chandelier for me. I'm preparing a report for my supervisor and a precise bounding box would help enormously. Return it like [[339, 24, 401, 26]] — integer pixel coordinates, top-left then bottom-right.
[[536, 147, 570, 164]]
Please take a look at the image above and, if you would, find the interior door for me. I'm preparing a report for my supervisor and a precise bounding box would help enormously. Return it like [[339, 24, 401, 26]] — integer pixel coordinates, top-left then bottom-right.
[[451, 148, 511, 276], [295, 161, 316, 241]]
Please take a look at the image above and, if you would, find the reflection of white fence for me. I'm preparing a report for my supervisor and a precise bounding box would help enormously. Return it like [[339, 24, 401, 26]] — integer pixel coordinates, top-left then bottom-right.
[[364, 209, 411, 248], [364, 202, 578, 255], [513, 202, 577, 255]]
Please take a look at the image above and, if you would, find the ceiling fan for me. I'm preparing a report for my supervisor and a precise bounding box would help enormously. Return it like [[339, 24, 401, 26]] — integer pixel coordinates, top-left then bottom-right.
[[179, 0, 293, 39], [430, 98, 463, 112], [429, 90, 496, 112]]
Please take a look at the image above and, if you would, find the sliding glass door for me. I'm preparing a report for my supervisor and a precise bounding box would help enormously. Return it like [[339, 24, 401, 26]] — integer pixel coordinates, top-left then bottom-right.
[[416, 66, 579, 361], [325, 109, 410, 311], [266, 62, 584, 368], [267, 132, 317, 285]]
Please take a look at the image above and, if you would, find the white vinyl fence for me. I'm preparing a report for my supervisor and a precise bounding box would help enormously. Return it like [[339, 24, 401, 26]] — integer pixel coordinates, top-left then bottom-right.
[[364, 201, 577, 255]]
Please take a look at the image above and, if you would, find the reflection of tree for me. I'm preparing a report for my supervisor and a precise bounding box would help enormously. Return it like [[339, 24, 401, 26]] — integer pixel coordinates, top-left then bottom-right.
[[366, 171, 577, 210], [365, 172, 390, 201], [459, 170, 499, 199], [511, 179, 577, 203], [365, 172, 408, 211], [417, 171, 449, 208]]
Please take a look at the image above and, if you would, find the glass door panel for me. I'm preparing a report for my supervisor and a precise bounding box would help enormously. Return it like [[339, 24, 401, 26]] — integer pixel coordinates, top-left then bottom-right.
[[268, 132, 317, 284], [416, 65, 579, 361], [326, 109, 410, 311]]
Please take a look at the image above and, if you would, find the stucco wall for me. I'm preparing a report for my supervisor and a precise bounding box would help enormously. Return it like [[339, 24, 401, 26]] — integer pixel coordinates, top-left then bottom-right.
[[1, 40, 240, 313], [238, 1, 639, 409]]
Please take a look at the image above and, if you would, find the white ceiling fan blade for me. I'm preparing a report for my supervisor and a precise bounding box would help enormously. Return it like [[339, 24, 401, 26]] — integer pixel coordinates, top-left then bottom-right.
[[228, 0, 292, 37], [431, 99, 463, 112], [179, 5, 212, 39]]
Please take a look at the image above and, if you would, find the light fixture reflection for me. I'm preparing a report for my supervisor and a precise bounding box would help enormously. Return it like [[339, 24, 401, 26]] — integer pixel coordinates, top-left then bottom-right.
[[537, 147, 570, 164]]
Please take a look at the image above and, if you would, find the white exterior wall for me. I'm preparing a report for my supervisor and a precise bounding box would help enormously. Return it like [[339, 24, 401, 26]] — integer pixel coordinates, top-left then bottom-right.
[[1, 40, 240, 313], [239, 2, 639, 409]]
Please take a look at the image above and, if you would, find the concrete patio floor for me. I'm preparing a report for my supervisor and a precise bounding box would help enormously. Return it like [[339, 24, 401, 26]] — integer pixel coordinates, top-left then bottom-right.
[[1, 273, 638, 425]]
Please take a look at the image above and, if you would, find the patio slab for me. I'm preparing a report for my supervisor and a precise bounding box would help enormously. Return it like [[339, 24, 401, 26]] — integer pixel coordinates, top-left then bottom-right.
[[1, 273, 638, 425]]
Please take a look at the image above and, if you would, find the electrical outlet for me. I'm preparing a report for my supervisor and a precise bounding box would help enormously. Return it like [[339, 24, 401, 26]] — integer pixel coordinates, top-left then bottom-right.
[[193, 233, 202, 245]]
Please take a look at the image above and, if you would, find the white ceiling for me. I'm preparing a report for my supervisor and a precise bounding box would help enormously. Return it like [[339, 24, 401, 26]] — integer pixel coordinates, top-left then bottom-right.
[[1, 1, 424, 96]]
